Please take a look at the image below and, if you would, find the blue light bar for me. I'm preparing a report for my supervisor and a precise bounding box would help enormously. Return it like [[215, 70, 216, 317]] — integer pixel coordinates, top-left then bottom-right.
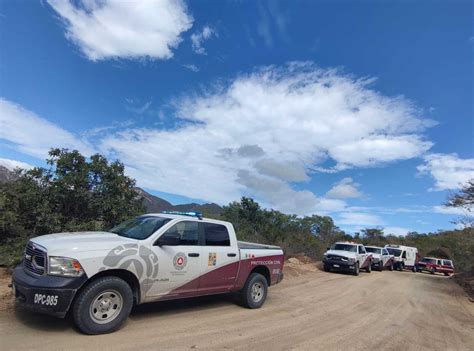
[[161, 210, 203, 219]]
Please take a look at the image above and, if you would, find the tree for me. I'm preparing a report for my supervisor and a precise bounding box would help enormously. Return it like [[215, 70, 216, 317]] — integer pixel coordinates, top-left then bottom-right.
[[0, 149, 145, 265], [445, 179, 473, 227]]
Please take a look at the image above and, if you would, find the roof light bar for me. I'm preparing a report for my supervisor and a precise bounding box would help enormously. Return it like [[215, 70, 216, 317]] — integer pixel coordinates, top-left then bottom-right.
[[161, 211, 203, 220]]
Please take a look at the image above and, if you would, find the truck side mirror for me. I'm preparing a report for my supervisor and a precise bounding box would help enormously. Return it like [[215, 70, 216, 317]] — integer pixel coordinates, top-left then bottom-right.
[[327, 247, 330, 251], [155, 233, 180, 246]]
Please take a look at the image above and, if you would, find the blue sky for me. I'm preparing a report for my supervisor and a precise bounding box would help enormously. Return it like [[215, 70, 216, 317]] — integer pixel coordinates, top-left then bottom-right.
[[0, 0, 473, 236]]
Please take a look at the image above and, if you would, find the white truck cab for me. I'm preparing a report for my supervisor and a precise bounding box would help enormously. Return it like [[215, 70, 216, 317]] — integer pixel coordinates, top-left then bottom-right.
[[384, 244, 418, 272], [323, 242, 372, 276], [11, 211, 284, 334]]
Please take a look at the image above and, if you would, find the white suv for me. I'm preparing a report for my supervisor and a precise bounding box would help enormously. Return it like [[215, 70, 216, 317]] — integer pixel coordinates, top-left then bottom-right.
[[323, 242, 373, 276]]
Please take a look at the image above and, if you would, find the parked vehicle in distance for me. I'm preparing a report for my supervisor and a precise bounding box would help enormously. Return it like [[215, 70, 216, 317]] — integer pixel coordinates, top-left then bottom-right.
[[365, 246, 394, 271], [384, 245, 418, 272], [11, 211, 284, 334], [416, 257, 454, 276], [323, 242, 372, 276]]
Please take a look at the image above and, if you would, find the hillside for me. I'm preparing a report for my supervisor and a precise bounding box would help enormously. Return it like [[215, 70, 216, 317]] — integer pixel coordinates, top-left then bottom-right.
[[135, 187, 222, 216]]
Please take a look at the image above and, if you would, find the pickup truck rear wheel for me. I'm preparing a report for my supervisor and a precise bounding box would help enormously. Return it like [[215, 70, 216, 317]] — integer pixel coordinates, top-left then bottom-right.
[[72, 276, 133, 335], [366, 261, 371, 273], [241, 273, 268, 309]]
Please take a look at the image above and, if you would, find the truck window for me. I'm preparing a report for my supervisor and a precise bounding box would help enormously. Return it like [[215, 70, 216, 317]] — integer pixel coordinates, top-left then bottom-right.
[[358, 246, 366, 254], [402, 251, 407, 259], [163, 221, 199, 245], [203, 223, 230, 246], [382, 249, 389, 255]]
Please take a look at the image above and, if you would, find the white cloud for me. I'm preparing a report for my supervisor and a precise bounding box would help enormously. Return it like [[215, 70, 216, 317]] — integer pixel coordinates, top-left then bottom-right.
[[0, 158, 34, 170], [182, 64, 199, 72], [383, 226, 411, 236], [326, 177, 363, 199], [418, 153, 474, 190], [0, 98, 93, 158], [190, 25, 216, 55], [337, 212, 384, 226], [2, 63, 435, 214], [98, 63, 435, 213], [433, 205, 472, 216], [47, 0, 193, 61]]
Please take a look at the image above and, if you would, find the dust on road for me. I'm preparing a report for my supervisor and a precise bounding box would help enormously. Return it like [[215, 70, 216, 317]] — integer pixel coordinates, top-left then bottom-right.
[[1, 263, 473, 350]]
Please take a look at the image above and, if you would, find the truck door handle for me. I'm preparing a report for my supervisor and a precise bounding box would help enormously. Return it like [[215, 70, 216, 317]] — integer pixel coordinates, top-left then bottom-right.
[[188, 253, 200, 257], [227, 253, 237, 257]]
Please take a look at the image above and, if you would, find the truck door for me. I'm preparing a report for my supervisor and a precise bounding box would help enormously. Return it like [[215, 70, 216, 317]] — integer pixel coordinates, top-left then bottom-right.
[[146, 220, 203, 299], [197, 222, 239, 294]]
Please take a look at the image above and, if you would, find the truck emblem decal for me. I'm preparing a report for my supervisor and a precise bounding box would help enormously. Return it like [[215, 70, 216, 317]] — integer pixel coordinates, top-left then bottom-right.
[[101, 244, 159, 294], [208, 252, 217, 266], [173, 252, 187, 270]]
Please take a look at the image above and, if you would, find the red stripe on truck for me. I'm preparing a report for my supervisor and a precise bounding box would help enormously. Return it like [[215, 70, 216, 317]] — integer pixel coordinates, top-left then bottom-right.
[[161, 254, 284, 300]]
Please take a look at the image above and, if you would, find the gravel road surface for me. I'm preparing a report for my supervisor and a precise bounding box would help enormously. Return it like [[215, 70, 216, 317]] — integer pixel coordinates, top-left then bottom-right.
[[1, 264, 473, 350]]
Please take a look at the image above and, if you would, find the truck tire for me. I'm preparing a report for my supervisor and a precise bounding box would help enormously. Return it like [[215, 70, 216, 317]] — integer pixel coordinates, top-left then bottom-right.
[[389, 263, 394, 271], [378, 262, 383, 272], [365, 261, 371, 273], [353, 262, 360, 276], [323, 264, 330, 272], [240, 273, 268, 309], [72, 276, 133, 335], [430, 268, 436, 275]]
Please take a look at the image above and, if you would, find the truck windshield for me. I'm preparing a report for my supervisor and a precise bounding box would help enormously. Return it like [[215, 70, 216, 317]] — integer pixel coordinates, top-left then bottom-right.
[[331, 244, 357, 252], [386, 248, 402, 257], [110, 216, 171, 240], [365, 247, 381, 254]]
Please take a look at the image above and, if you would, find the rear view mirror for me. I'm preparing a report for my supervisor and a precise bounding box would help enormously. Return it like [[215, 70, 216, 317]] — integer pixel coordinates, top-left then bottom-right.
[[156, 233, 180, 246]]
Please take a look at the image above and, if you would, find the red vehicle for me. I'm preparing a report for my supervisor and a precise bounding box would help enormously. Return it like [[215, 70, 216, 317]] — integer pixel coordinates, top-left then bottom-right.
[[416, 257, 454, 276]]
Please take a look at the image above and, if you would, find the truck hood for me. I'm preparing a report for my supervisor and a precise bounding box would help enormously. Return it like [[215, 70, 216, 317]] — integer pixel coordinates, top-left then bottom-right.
[[325, 250, 357, 259], [31, 231, 138, 255]]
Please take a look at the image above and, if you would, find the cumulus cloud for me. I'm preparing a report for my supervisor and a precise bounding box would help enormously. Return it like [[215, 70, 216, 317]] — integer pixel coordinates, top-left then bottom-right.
[[0, 158, 34, 171], [418, 153, 474, 190], [190, 25, 216, 55], [337, 212, 384, 226], [97, 63, 435, 212], [2, 63, 435, 214], [383, 226, 411, 236], [326, 177, 363, 199], [0, 98, 93, 158], [47, 0, 193, 61]]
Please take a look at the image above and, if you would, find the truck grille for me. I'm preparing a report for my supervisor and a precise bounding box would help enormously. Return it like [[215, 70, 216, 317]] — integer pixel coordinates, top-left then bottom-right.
[[327, 255, 347, 261], [24, 241, 47, 275]]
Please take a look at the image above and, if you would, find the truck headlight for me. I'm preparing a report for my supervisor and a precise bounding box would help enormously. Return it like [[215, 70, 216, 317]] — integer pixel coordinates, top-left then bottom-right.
[[348, 257, 356, 264], [48, 256, 84, 277]]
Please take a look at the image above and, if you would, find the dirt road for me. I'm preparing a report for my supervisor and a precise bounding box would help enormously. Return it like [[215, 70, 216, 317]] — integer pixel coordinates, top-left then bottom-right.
[[1, 263, 473, 350]]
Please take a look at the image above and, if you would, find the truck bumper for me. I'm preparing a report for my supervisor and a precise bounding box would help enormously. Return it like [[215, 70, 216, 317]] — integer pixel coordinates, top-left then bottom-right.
[[11, 264, 87, 318], [323, 259, 355, 272], [371, 260, 383, 268]]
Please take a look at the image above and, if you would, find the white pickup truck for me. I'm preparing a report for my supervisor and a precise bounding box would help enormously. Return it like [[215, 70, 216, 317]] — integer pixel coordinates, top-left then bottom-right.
[[11, 212, 284, 334], [322, 242, 373, 275], [364, 246, 395, 271]]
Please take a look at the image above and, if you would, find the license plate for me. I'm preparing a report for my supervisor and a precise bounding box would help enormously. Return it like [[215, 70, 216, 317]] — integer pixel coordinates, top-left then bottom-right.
[[333, 264, 340, 268]]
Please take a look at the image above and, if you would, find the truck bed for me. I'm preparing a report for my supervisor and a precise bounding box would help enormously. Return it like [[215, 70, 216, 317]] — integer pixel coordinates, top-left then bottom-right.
[[238, 241, 281, 250]]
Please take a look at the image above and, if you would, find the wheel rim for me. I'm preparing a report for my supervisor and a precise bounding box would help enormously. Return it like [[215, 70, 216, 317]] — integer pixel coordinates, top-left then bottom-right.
[[89, 290, 123, 324], [251, 282, 264, 302]]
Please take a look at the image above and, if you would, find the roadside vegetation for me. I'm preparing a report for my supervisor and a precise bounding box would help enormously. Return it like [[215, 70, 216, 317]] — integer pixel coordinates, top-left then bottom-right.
[[1, 149, 472, 274]]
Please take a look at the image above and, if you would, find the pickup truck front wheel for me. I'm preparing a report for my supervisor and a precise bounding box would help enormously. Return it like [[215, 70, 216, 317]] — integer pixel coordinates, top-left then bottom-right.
[[241, 273, 268, 309], [72, 276, 133, 335]]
